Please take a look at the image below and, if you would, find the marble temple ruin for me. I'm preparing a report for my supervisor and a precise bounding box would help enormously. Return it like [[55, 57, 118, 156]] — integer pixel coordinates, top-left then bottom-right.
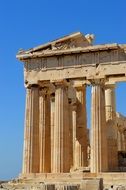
[[14, 32, 126, 189]]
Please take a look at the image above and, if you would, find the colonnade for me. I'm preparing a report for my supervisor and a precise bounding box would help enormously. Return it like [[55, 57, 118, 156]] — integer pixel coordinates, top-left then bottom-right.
[[22, 80, 120, 174], [23, 82, 88, 174]]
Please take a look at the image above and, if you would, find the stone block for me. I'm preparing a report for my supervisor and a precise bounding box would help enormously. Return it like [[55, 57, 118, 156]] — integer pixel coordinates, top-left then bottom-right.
[[55, 185, 80, 190], [46, 184, 55, 190], [80, 179, 103, 190]]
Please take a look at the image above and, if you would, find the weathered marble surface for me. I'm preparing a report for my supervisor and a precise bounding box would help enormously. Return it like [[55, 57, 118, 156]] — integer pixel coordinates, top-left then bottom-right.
[[14, 32, 126, 190]]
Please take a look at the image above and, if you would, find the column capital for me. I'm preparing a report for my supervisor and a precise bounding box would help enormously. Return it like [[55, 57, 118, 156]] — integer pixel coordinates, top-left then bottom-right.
[[90, 78, 105, 86], [72, 103, 77, 111], [39, 81, 55, 94], [50, 93, 55, 102], [105, 84, 116, 90], [39, 87, 48, 96], [31, 84, 39, 88], [52, 79, 69, 88], [26, 84, 39, 89], [74, 84, 86, 91], [39, 86, 51, 96]]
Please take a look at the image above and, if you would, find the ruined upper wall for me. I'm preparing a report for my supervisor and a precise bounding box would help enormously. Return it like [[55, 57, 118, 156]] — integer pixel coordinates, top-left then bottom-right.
[[17, 32, 94, 58], [16, 32, 126, 86]]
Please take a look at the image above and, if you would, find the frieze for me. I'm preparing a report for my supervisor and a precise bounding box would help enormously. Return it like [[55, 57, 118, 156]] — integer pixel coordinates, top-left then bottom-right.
[[24, 49, 124, 72]]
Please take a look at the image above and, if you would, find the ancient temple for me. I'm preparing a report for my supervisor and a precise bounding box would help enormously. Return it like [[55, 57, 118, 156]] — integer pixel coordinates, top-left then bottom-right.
[[16, 32, 126, 189]]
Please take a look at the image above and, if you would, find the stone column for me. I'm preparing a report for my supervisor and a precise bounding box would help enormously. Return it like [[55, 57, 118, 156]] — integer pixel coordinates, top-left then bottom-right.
[[105, 85, 116, 121], [122, 133, 125, 151], [74, 85, 88, 169], [118, 130, 126, 151], [124, 130, 126, 151], [117, 130, 122, 151], [39, 88, 51, 173], [69, 101, 74, 170], [72, 104, 77, 170], [22, 85, 40, 174], [105, 85, 118, 171], [50, 94, 55, 172], [90, 81, 108, 173], [52, 82, 70, 173]]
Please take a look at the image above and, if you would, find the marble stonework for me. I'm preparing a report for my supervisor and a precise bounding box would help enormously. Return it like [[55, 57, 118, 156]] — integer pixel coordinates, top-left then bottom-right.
[[15, 32, 126, 189]]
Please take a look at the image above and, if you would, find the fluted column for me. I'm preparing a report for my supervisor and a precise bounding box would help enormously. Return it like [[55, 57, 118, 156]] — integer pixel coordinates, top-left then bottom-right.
[[39, 88, 51, 173], [74, 85, 88, 169], [105, 85, 118, 171], [72, 104, 77, 170], [118, 131, 126, 151], [90, 81, 108, 173], [22, 88, 31, 174], [105, 85, 116, 121], [52, 82, 70, 173], [117, 130, 122, 151], [51, 94, 55, 172], [122, 133, 126, 151], [124, 130, 126, 151], [69, 101, 74, 170], [22, 85, 40, 174]]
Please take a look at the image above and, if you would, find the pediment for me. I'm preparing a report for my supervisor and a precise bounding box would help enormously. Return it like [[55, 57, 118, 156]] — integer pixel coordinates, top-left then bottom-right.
[[19, 32, 94, 55]]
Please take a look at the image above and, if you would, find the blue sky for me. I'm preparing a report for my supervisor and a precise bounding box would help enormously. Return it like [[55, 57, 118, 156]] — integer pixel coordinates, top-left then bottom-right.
[[0, 0, 126, 180]]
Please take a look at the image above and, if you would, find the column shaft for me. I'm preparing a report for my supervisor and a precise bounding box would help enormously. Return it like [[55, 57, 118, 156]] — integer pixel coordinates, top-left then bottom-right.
[[105, 87, 116, 120], [72, 105, 77, 170], [117, 131, 122, 151], [51, 95, 55, 172], [105, 86, 118, 171], [74, 86, 87, 169], [22, 88, 31, 174], [23, 86, 40, 174], [52, 84, 70, 173], [124, 132, 126, 151], [90, 84, 108, 173], [69, 103, 74, 170], [39, 89, 51, 173], [122, 133, 125, 151]]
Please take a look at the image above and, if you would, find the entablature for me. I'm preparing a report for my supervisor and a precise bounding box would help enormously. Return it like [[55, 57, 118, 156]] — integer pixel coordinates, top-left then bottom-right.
[[16, 32, 126, 86]]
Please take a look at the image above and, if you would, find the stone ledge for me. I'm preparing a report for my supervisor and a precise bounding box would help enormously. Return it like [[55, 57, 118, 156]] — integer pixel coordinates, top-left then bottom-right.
[[0, 178, 102, 190]]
